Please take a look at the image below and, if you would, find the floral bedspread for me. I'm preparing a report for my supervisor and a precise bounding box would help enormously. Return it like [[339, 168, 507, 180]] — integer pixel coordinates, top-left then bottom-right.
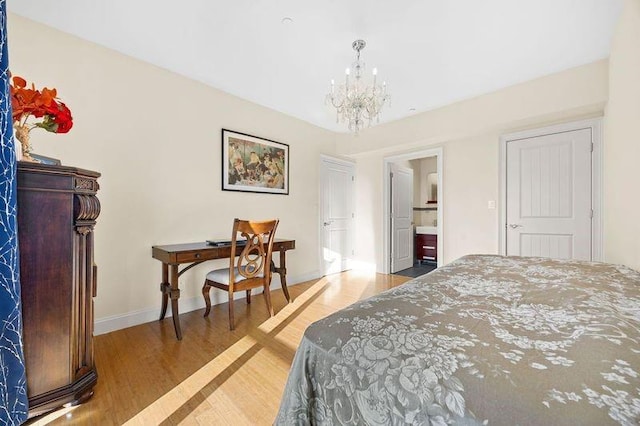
[[275, 255, 640, 425]]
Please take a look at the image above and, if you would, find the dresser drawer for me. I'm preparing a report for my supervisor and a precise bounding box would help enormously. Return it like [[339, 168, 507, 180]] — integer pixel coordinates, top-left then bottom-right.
[[416, 233, 437, 244], [425, 235, 438, 244], [420, 254, 437, 262], [417, 246, 437, 256], [176, 251, 208, 262], [418, 242, 437, 251], [418, 247, 437, 256]]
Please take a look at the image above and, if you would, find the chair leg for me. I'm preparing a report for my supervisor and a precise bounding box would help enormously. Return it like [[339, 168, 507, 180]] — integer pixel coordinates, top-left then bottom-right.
[[246, 290, 251, 304], [228, 289, 235, 331], [202, 282, 212, 317], [263, 284, 274, 317]]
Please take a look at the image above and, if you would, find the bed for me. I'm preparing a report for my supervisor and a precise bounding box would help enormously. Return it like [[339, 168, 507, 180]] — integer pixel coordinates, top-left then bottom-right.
[[275, 255, 640, 425]]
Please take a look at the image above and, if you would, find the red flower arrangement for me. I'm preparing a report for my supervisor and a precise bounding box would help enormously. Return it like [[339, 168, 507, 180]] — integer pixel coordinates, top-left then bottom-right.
[[9, 75, 73, 161]]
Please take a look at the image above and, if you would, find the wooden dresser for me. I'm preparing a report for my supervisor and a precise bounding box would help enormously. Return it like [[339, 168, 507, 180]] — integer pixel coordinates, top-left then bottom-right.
[[416, 233, 437, 263], [17, 162, 101, 417]]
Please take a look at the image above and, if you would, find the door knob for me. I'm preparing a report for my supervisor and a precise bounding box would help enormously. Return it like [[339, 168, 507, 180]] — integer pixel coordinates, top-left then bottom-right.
[[508, 224, 523, 229], [323, 221, 332, 226]]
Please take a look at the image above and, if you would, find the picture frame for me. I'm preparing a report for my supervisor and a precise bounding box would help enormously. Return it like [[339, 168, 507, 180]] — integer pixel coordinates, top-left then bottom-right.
[[222, 129, 289, 195], [30, 153, 61, 165]]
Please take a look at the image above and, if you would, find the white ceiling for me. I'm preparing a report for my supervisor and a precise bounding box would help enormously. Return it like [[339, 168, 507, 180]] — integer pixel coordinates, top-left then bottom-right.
[[7, 0, 623, 133]]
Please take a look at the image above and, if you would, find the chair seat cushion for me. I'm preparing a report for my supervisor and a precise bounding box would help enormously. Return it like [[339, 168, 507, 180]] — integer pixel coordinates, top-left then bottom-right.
[[206, 267, 264, 285]]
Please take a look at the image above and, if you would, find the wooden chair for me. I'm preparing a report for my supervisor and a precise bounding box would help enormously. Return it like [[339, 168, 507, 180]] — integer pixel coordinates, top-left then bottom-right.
[[202, 218, 279, 330]]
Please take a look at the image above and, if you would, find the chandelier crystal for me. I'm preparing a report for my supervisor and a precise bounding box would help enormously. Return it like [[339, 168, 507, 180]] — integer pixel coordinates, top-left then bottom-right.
[[326, 39, 390, 134]]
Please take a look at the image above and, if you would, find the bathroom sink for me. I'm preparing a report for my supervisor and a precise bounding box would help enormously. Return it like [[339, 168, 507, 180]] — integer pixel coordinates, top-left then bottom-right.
[[416, 226, 437, 235]]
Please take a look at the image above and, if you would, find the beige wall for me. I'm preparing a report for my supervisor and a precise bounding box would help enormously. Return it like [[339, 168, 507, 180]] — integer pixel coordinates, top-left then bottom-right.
[[8, 14, 337, 332], [604, 0, 640, 271], [339, 61, 608, 270]]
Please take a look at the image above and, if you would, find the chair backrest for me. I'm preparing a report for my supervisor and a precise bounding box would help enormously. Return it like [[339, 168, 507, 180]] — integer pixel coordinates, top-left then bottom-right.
[[229, 218, 279, 283]]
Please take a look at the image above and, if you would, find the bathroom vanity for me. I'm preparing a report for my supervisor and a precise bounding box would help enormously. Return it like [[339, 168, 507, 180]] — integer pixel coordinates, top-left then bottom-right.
[[415, 226, 437, 263]]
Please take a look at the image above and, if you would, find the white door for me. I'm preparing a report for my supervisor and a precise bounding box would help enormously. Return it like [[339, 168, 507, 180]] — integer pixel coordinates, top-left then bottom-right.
[[506, 128, 592, 260], [391, 164, 414, 272], [320, 157, 355, 275]]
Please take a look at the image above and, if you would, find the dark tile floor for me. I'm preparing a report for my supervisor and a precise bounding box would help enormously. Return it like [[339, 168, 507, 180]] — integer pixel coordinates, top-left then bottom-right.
[[393, 262, 437, 278]]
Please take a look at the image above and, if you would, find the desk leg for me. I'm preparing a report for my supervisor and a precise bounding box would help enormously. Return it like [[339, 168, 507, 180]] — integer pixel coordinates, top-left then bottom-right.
[[277, 248, 291, 303], [169, 264, 182, 340], [159, 263, 169, 320]]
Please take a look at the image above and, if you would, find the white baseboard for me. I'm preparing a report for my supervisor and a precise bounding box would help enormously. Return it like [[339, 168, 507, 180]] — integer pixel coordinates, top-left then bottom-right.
[[93, 270, 322, 336]]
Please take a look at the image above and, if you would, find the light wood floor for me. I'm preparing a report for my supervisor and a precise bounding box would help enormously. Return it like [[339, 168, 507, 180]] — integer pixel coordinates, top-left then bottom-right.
[[28, 271, 410, 426]]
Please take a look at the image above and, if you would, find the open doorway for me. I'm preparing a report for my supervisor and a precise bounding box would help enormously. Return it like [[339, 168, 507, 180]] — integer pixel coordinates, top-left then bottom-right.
[[383, 148, 443, 276]]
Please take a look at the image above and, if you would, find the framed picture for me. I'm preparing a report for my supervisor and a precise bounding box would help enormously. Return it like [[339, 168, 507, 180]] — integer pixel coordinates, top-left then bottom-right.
[[222, 129, 289, 195], [30, 153, 61, 165]]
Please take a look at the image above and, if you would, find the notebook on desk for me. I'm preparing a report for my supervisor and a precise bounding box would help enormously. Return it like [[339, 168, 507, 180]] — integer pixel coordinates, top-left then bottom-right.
[[206, 239, 247, 247]]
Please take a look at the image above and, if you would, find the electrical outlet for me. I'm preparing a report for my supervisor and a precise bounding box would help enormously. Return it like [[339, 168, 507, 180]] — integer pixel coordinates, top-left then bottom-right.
[[487, 200, 496, 209]]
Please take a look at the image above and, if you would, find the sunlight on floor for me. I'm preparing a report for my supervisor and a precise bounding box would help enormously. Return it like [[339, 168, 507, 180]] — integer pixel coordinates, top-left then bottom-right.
[[28, 405, 79, 425], [123, 275, 335, 425]]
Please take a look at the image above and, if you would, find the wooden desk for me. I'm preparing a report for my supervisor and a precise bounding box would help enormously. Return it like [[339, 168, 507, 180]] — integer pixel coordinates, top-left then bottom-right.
[[151, 239, 295, 340]]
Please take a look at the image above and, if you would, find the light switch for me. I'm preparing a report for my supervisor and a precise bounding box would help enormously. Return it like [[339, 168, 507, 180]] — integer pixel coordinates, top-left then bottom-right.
[[487, 200, 496, 209]]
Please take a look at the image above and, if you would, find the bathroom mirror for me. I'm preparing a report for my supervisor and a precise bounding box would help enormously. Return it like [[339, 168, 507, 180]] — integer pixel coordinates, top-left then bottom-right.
[[426, 172, 438, 203]]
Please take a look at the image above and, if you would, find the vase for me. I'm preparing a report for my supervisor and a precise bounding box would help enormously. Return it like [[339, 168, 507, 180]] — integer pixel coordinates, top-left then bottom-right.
[[14, 124, 37, 162]]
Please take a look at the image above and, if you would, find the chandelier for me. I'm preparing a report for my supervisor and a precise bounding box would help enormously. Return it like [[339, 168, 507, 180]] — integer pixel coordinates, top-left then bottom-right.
[[326, 39, 390, 134]]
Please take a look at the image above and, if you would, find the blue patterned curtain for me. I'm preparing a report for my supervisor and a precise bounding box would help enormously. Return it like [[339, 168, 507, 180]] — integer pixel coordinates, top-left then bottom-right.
[[0, 2, 28, 424]]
